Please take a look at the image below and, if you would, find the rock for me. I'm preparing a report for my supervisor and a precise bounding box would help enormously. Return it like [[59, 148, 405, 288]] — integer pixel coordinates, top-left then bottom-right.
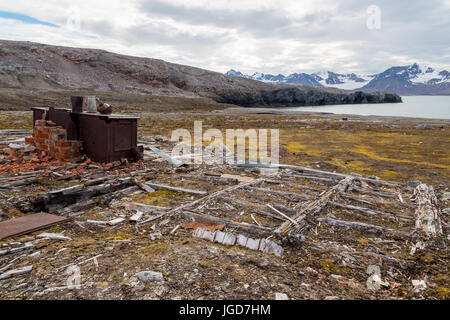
[[134, 271, 163, 282], [366, 265, 389, 290], [23, 145, 36, 153], [154, 135, 168, 143], [368, 175, 379, 180], [149, 232, 162, 241], [129, 211, 143, 223], [0, 208, 7, 221], [274, 292, 289, 300], [440, 192, 450, 202], [442, 208, 450, 214], [384, 124, 399, 129], [324, 296, 340, 300], [8, 143, 24, 150], [411, 279, 427, 293], [407, 180, 422, 188], [416, 124, 432, 130]]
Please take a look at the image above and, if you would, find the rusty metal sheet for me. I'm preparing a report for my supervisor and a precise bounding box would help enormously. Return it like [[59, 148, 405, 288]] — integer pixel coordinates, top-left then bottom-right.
[[0, 212, 71, 240]]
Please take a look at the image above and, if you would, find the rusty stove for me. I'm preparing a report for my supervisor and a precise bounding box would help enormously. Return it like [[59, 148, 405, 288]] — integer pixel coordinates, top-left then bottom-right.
[[31, 96, 143, 163]]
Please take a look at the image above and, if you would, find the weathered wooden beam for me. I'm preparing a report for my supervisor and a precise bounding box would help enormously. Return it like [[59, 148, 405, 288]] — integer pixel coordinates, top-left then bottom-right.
[[411, 183, 443, 237], [317, 217, 411, 240], [275, 176, 356, 236], [182, 211, 273, 237], [330, 202, 412, 222]]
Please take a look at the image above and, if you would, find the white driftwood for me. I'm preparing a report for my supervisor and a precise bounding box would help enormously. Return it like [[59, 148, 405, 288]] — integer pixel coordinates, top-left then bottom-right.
[[0, 266, 32, 280], [36, 233, 72, 241], [267, 204, 299, 225], [411, 184, 443, 236]]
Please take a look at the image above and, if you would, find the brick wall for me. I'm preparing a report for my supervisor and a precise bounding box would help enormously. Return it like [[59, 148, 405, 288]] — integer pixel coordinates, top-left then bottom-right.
[[25, 120, 83, 161]]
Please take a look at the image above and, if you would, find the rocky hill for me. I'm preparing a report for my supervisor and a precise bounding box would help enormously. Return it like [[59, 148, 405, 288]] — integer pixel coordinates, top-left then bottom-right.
[[0, 40, 401, 107]]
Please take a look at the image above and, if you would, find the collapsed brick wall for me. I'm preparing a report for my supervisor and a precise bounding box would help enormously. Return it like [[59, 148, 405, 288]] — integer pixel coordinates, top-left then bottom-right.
[[25, 120, 83, 161]]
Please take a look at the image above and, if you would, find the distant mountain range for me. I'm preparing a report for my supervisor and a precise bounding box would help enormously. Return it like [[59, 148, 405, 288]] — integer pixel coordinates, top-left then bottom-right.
[[226, 63, 450, 95]]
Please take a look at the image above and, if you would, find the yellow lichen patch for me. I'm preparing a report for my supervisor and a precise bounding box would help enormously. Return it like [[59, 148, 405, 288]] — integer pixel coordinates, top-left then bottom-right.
[[435, 287, 450, 299], [132, 189, 189, 207], [354, 145, 449, 169]]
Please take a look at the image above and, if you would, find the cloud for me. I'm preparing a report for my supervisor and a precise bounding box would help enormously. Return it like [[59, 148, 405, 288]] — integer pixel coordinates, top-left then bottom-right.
[[0, 0, 448, 75]]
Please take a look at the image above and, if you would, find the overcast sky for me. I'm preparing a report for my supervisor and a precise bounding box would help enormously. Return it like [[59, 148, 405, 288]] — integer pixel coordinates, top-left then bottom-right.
[[0, 0, 449, 75]]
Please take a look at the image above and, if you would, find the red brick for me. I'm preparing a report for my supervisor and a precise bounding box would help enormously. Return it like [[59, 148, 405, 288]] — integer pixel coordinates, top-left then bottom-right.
[[56, 141, 71, 147], [51, 128, 67, 136], [25, 137, 35, 145]]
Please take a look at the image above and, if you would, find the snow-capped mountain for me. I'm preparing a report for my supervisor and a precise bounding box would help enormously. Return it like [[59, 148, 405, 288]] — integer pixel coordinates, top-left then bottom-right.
[[311, 71, 371, 90], [225, 63, 450, 95], [225, 69, 370, 89], [360, 63, 450, 94]]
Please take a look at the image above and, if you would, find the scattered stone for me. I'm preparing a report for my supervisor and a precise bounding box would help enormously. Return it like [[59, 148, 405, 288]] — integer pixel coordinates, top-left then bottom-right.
[[324, 296, 340, 300], [129, 211, 143, 223], [154, 135, 168, 143], [407, 180, 422, 188], [440, 192, 450, 202], [411, 279, 427, 293], [0, 208, 7, 221], [366, 265, 389, 290], [416, 124, 432, 130], [8, 143, 24, 150], [274, 292, 289, 300], [384, 124, 399, 129], [134, 271, 163, 282], [149, 232, 163, 241]]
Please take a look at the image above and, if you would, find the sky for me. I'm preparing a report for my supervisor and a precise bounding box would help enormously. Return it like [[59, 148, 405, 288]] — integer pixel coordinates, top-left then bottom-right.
[[0, 0, 449, 75]]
